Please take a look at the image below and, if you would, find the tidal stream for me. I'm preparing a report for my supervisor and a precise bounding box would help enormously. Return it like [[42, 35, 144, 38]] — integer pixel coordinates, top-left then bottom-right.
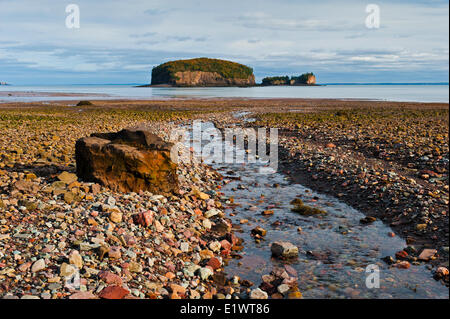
[[184, 115, 448, 299]]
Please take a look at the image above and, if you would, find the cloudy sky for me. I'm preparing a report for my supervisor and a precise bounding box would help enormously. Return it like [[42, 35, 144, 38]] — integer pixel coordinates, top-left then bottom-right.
[[0, 0, 448, 84]]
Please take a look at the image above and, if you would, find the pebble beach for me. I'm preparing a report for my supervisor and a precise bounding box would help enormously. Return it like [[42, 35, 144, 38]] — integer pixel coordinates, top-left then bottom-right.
[[0, 98, 448, 299]]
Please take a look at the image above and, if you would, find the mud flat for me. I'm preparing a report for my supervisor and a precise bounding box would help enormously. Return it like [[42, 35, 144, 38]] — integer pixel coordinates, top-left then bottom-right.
[[0, 98, 448, 299]]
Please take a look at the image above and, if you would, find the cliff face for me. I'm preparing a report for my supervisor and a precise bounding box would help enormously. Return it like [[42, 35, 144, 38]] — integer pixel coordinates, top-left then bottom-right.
[[151, 58, 255, 87], [172, 71, 255, 86]]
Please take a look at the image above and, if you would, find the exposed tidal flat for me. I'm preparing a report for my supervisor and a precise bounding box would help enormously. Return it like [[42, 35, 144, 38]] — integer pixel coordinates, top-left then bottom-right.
[[0, 98, 448, 299]]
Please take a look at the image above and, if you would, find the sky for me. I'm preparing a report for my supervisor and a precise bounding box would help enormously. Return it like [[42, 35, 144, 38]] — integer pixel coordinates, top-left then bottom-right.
[[0, 0, 448, 85]]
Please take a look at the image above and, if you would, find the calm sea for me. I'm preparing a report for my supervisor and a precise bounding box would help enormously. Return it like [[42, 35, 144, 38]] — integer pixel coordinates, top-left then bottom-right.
[[0, 84, 448, 103]]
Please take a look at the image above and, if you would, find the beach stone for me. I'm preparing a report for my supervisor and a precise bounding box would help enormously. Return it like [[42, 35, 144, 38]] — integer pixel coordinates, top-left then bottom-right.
[[250, 288, 268, 299], [271, 241, 298, 258], [435, 267, 449, 277], [99, 271, 123, 285], [132, 211, 153, 227], [199, 267, 213, 280], [31, 259, 46, 273], [109, 211, 123, 224], [60, 263, 76, 277], [69, 250, 83, 269], [69, 291, 97, 299], [75, 129, 179, 194], [277, 284, 291, 295], [58, 172, 78, 184], [204, 208, 220, 218], [418, 249, 437, 261], [99, 285, 130, 299]]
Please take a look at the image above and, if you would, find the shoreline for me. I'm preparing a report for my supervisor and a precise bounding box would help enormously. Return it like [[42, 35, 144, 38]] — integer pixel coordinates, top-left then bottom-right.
[[0, 98, 448, 298]]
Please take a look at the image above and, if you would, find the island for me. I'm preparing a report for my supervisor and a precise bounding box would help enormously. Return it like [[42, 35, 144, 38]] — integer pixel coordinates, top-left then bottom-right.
[[147, 58, 256, 87], [261, 73, 317, 86], [0, 82, 10, 86]]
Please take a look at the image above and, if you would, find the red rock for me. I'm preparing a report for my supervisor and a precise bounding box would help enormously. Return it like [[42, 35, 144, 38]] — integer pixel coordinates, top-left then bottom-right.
[[98, 285, 129, 299], [133, 211, 153, 227], [108, 246, 121, 259], [395, 250, 408, 260], [75, 129, 179, 194], [98, 271, 123, 286], [326, 143, 336, 148], [220, 240, 232, 251], [207, 257, 221, 270]]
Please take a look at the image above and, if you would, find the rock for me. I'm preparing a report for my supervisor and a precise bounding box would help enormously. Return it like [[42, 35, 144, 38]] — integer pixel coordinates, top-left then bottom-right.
[[393, 261, 411, 269], [69, 291, 97, 299], [31, 259, 46, 273], [277, 284, 290, 295], [109, 211, 123, 224], [69, 250, 83, 269], [129, 261, 143, 273], [271, 241, 299, 259], [418, 249, 437, 261], [64, 191, 76, 204], [60, 263, 76, 277], [251, 226, 267, 237], [288, 291, 303, 299], [132, 211, 153, 227], [98, 285, 130, 299], [395, 250, 409, 260], [207, 257, 221, 270], [57, 172, 78, 184], [382, 256, 395, 265], [435, 267, 449, 278], [76, 101, 94, 106], [250, 288, 268, 299], [75, 129, 179, 194], [98, 271, 123, 286], [416, 224, 427, 231], [199, 267, 213, 280], [325, 143, 336, 148], [360, 216, 377, 224], [204, 208, 220, 218], [262, 210, 274, 216]]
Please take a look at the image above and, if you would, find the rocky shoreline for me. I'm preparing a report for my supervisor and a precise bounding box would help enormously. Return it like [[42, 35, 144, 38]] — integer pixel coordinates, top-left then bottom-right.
[[0, 98, 448, 298]]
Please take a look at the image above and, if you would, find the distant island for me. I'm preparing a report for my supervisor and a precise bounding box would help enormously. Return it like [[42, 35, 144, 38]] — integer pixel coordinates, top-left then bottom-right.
[[139, 57, 317, 87], [148, 58, 255, 87], [0, 82, 10, 86], [261, 73, 317, 86]]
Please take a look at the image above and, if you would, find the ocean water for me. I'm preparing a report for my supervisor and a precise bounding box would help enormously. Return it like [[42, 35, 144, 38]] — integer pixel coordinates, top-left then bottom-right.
[[0, 84, 448, 103]]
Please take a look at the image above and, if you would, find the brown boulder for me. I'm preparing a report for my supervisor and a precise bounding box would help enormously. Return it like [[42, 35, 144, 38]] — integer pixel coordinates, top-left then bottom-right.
[[75, 129, 179, 194]]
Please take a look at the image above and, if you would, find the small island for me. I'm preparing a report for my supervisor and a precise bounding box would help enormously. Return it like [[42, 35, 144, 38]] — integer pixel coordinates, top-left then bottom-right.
[[148, 58, 256, 87], [0, 82, 10, 86], [261, 73, 317, 86]]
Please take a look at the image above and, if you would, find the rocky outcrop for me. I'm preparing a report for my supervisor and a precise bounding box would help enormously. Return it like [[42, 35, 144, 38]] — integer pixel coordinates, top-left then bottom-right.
[[262, 73, 317, 86], [172, 71, 255, 87], [151, 58, 255, 87], [75, 129, 179, 194]]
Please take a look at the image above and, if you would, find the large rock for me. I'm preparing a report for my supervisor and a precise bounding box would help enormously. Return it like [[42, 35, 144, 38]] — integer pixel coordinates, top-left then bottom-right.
[[271, 241, 299, 259], [75, 129, 179, 194]]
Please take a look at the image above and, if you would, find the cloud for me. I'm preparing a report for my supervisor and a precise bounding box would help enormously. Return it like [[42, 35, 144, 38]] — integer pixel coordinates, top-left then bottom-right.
[[0, 0, 448, 84]]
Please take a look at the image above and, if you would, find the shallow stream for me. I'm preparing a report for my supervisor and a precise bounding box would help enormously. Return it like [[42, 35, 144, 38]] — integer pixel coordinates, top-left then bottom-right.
[[185, 117, 448, 299]]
